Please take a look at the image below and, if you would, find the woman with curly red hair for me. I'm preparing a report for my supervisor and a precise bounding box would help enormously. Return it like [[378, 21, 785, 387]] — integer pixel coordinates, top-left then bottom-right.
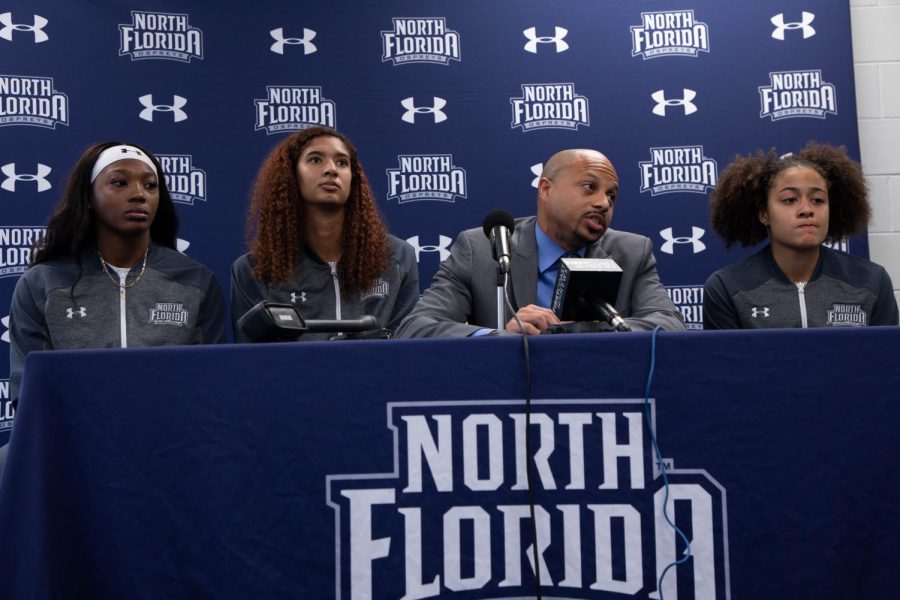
[[703, 141, 897, 329], [231, 127, 418, 341]]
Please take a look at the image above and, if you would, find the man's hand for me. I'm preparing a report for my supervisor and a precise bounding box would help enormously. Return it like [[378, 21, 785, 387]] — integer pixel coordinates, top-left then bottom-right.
[[505, 304, 560, 335]]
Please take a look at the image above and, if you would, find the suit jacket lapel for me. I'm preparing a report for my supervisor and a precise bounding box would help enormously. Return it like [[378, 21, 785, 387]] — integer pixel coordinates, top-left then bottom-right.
[[510, 219, 538, 310]]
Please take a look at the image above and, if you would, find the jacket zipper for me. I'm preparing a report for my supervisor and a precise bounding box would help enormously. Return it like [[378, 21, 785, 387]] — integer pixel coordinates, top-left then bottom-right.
[[329, 261, 342, 321], [119, 287, 128, 347], [795, 282, 808, 328]]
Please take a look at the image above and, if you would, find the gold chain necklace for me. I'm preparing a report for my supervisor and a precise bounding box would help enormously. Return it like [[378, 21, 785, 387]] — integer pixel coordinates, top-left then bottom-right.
[[98, 244, 150, 289]]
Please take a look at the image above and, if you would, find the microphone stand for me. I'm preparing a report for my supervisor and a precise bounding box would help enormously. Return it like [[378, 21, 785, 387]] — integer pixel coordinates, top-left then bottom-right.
[[495, 264, 507, 332]]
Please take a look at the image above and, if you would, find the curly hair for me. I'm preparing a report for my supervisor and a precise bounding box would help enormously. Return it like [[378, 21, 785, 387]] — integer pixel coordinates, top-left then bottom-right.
[[246, 127, 390, 295], [33, 141, 177, 264], [709, 141, 869, 247]]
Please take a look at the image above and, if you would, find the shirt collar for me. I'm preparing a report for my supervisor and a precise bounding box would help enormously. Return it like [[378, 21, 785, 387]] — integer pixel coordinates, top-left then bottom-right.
[[535, 221, 584, 274]]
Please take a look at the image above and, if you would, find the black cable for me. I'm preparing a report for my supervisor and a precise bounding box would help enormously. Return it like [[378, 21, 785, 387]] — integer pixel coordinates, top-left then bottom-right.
[[501, 274, 542, 599]]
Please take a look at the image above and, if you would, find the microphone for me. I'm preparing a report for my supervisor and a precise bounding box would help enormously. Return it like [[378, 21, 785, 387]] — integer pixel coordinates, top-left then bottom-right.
[[237, 301, 385, 342], [482, 209, 515, 274], [551, 257, 632, 332]]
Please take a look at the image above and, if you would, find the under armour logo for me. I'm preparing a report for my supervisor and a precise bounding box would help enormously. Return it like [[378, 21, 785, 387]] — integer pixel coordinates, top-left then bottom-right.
[[290, 292, 307, 304], [176, 238, 190, 253], [530, 163, 543, 189], [751, 307, 770, 318], [652, 89, 698, 116], [401, 97, 447, 124], [66, 307, 87, 319], [771, 12, 816, 40], [523, 26, 569, 53], [406, 235, 452, 262], [138, 94, 188, 122], [1, 163, 52, 192], [659, 226, 706, 254], [1, 315, 9, 343], [270, 27, 317, 55], [0, 12, 49, 43]]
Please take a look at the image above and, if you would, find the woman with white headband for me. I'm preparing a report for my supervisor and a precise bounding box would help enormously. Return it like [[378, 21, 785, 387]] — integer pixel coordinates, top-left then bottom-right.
[[6, 141, 226, 407]]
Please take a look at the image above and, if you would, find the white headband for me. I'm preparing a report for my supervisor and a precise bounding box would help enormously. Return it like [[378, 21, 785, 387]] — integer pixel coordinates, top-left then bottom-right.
[[90, 145, 158, 183]]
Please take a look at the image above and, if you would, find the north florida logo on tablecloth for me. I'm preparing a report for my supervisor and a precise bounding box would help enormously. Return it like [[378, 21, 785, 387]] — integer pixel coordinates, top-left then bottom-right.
[[510, 83, 589, 131], [631, 10, 709, 59], [254, 85, 335, 134], [639, 146, 717, 196], [119, 11, 203, 62], [0, 75, 68, 129], [327, 399, 731, 599], [666, 286, 704, 330], [759, 70, 836, 121], [386, 155, 466, 203], [157, 154, 206, 205], [382, 18, 460, 65], [0, 227, 45, 278]]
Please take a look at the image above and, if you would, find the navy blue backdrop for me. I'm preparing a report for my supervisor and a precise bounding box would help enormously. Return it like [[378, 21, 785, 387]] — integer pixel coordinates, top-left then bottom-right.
[[0, 1, 863, 445]]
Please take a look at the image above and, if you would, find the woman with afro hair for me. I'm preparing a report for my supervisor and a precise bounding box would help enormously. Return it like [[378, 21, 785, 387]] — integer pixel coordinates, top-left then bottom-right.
[[703, 141, 897, 329], [231, 127, 419, 341]]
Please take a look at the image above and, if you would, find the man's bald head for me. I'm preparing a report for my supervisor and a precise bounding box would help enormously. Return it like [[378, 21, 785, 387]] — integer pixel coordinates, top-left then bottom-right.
[[541, 149, 618, 183]]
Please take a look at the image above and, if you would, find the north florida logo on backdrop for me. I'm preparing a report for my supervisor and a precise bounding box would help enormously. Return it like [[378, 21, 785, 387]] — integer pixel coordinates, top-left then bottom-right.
[[119, 11, 203, 62], [759, 70, 836, 121], [0, 379, 13, 441], [0, 226, 45, 277], [0, 75, 68, 128], [386, 155, 466, 203], [382, 18, 460, 65], [631, 10, 709, 59], [327, 399, 731, 599], [639, 146, 717, 195], [157, 154, 206, 205], [666, 286, 704, 330], [510, 83, 589, 131], [255, 85, 336, 133]]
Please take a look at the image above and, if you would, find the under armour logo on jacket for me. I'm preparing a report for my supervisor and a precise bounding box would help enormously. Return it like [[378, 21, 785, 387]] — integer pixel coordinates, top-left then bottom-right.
[[523, 27, 569, 53], [751, 307, 770, 318], [270, 27, 317, 55], [1, 163, 52, 192], [66, 307, 87, 319], [401, 97, 447, 124], [771, 12, 816, 40], [138, 94, 188, 122], [0, 12, 48, 43], [290, 292, 307, 304], [652, 89, 697, 116]]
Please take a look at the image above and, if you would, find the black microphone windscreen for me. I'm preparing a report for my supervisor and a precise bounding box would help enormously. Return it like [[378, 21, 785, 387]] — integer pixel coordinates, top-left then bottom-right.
[[482, 209, 516, 238], [551, 258, 624, 321]]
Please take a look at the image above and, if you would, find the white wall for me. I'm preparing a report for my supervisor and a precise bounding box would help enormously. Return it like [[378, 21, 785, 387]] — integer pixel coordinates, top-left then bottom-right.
[[851, 0, 900, 305]]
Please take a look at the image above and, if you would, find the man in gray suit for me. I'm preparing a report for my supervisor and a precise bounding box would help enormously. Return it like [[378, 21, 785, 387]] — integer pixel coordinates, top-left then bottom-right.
[[396, 149, 685, 337]]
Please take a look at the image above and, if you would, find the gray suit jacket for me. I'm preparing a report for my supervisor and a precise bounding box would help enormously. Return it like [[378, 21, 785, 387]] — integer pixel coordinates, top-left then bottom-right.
[[396, 216, 685, 337]]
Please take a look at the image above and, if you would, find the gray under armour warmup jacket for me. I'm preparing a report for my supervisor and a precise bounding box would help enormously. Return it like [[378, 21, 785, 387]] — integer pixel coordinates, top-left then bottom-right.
[[703, 244, 898, 329], [230, 235, 419, 342], [8, 244, 226, 403]]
